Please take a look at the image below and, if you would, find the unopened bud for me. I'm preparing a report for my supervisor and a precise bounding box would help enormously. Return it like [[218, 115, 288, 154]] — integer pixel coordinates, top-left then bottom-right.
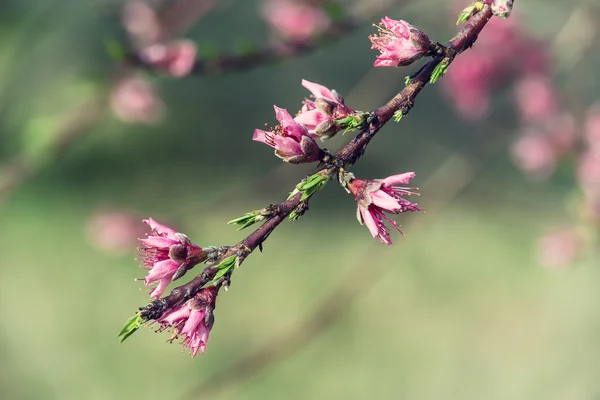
[[315, 97, 335, 117], [491, 0, 513, 18], [315, 120, 338, 138], [300, 135, 322, 161], [168, 243, 187, 262]]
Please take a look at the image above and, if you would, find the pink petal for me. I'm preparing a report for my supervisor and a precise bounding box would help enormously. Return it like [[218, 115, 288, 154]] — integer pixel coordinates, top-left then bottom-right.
[[196, 324, 210, 354], [294, 109, 326, 127], [140, 236, 177, 248], [272, 135, 303, 156], [252, 129, 272, 146], [370, 190, 402, 212], [181, 309, 206, 336], [149, 277, 171, 299], [158, 304, 191, 325], [381, 172, 415, 186], [144, 218, 176, 236], [274, 105, 295, 126], [360, 207, 379, 239], [301, 79, 334, 100], [373, 57, 398, 68], [145, 259, 179, 282]]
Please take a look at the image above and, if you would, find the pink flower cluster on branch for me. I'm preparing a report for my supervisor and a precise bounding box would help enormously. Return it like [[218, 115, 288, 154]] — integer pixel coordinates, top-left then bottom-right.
[[369, 17, 431, 67], [139, 218, 208, 298], [346, 172, 421, 244], [120, 2, 503, 357], [253, 106, 324, 163]]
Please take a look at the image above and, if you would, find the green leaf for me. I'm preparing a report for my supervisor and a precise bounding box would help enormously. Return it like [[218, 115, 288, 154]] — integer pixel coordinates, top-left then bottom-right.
[[117, 314, 143, 343], [430, 59, 450, 84], [336, 115, 365, 135], [206, 255, 237, 286], [296, 173, 329, 201], [404, 76, 412, 87], [456, 1, 484, 25], [227, 211, 264, 230], [393, 110, 404, 123]]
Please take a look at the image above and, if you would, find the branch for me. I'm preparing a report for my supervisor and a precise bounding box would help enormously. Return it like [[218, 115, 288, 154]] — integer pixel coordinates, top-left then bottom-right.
[[138, 4, 496, 322]]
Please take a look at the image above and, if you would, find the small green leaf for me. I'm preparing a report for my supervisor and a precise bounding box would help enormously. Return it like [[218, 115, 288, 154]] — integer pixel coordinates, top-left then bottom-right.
[[228, 211, 265, 230], [430, 59, 450, 84], [404, 76, 412, 87], [296, 173, 329, 201], [289, 210, 300, 221], [336, 115, 366, 135], [393, 110, 404, 123], [456, 1, 484, 25], [117, 314, 143, 343], [206, 255, 237, 286]]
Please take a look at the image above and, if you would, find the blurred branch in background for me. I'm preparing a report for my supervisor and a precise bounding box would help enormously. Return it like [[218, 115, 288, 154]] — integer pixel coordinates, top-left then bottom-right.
[[182, 150, 478, 400]]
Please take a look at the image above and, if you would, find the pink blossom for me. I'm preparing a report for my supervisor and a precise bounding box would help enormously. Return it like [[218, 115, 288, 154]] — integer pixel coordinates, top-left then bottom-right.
[[110, 76, 163, 124], [513, 74, 558, 123], [139, 39, 197, 77], [442, 51, 495, 121], [85, 211, 145, 255], [253, 105, 323, 163], [510, 133, 556, 180], [261, 0, 330, 43], [538, 227, 583, 269], [122, 1, 161, 46], [294, 80, 354, 138], [347, 172, 420, 245], [139, 218, 207, 298], [155, 286, 218, 356], [369, 17, 431, 67]]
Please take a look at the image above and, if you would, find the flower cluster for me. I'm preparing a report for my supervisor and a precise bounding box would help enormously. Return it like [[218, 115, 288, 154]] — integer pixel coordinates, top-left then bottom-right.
[[154, 286, 219, 357], [294, 80, 355, 139], [347, 172, 421, 245], [253, 105, 324, 164], [138, 218, 207, 298], [369, 17, 431, 67]]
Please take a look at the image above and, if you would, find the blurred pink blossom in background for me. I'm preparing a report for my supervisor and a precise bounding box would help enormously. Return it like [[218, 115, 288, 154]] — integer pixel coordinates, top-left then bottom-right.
[[139, 39, 197, 77], [261, 0, 330, 42], [513, 74, 557, 123], [122, 1, 162, 46], [510, 132, 556, 180], [110, 75, 164, 124], [537, 227, 583, 269], [85, 211, 146, 255]]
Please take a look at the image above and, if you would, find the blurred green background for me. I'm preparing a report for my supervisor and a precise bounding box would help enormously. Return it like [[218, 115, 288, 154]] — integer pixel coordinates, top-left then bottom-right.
[[1, 0, 600, 399]]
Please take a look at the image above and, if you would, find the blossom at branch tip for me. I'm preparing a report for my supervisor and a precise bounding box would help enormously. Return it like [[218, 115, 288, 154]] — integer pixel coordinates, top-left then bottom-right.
[[253, 105, 323, 163], [490, 0, 514, 19], [139, 39, 197, 78], [347, 172, 421, 245], [369, 17, 431, 67], [294, 80, 354, 139], [138, 218, 207, 298], [155, 286, 218, 356]]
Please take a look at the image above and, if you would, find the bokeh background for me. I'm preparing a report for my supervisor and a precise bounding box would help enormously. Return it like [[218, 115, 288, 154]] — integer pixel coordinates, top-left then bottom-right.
[[1, 0, 600, 399]]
